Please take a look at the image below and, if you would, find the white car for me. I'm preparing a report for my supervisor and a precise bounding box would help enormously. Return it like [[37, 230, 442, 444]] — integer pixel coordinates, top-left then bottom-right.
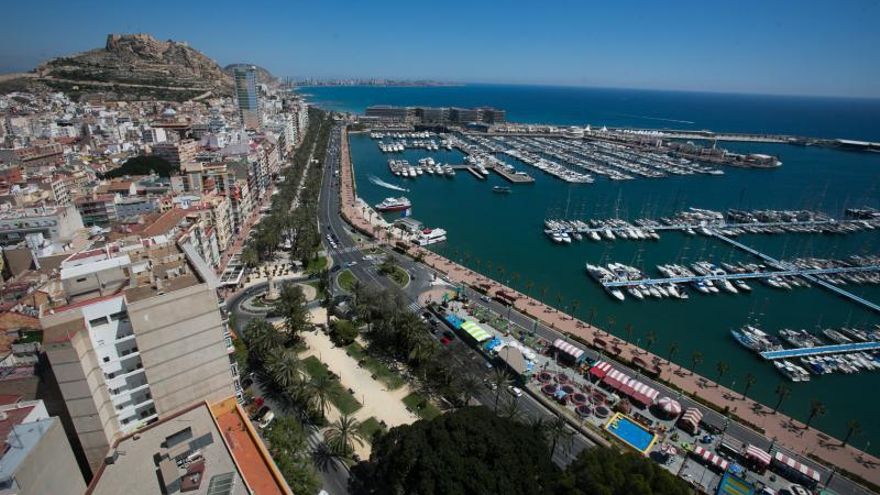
[[258, 410, 275, 429], [507, 385, 523, 398]]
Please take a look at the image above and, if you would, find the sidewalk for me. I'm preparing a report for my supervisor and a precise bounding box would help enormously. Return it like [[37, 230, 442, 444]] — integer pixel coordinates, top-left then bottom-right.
[[335, 126, 880, 487]]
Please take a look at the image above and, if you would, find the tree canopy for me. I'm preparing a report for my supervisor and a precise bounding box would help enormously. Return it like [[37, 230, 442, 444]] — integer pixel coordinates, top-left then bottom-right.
[[100, 155, 176, 178], [350, 406, 559, 495], [554, 447, 690, 495], [349, 404, 691, 495]]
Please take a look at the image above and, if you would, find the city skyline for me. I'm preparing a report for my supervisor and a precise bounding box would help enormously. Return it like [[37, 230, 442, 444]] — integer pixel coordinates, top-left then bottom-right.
[[1, 0, 879, 98]]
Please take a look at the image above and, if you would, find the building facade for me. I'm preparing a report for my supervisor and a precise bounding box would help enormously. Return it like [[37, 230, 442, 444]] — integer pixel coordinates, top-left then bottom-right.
[[234, 66, 261, 130], [41, 243, 238, 476]]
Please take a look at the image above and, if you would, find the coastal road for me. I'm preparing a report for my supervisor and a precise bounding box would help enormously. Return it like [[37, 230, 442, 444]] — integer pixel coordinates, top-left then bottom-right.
[[319, 125, 594, 464]]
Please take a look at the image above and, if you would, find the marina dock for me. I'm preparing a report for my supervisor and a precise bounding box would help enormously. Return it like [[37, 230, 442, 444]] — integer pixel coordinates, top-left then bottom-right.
[[489, 163, 535, 183], [760, 341, 880, 360], [710, 232, 880, 314], [601, 265, 880, 287]]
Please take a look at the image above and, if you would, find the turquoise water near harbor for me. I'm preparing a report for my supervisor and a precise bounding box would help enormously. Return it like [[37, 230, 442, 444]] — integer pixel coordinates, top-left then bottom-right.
[[310, 85, 880, 452]]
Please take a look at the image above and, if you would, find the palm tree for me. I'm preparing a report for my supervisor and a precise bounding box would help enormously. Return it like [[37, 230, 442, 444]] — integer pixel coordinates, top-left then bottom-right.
[[570, 299, 581, 319], [457, 376, 481, 407], [270, 350, 302, 390], [644, 330, 656, 354], [524, 280, 535, 297], [545, 415, 574, 457], [715, 361, 729, 386], [309, 375, 334, 419], [490, 368, 513, 412], [690, 351, 703, 374], [742, 372, 757, 399], [667, 342, 679, 365], [324, 414, 365, 459], [540, 286, 549, 302], [407, 337, 436, 368], [773, 383, 791, 413], [587, 307, 597, 328], [842, 420, 862, 447], [804, 399, 826, 430], [624, 324, 634, 344]]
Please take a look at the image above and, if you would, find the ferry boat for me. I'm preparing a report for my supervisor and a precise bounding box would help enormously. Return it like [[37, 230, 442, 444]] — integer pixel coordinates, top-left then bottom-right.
[[374, 197, 411, 212], [416, 228, 447, 246], [492, 186, 512, 194]]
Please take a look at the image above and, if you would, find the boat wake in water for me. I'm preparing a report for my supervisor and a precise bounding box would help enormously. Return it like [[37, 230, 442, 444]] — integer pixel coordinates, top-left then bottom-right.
[[369, 175, 409, 192], [615, 113, 696, 125]]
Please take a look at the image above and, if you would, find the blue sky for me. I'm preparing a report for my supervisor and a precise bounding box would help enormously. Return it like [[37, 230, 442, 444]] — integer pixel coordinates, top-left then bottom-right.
[[2, 0, 878, 97]]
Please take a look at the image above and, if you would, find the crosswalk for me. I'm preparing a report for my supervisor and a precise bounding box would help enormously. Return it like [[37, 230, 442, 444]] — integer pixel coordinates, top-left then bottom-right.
[[406, 302, 422, 313]]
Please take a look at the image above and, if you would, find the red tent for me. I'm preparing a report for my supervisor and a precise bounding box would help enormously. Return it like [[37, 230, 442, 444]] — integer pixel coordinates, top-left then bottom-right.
[[589, 360, 613, 379], [745, 444, 772, 467], [772, 451, 821, 484], [602, 368, 629, 390], [692, 446, 729, 472], [677, 407, 703, 434]]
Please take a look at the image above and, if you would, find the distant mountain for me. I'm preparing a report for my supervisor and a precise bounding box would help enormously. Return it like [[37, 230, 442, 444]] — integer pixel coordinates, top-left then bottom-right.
[[6, 33, 233, 101], [223, 64, 279, 86]]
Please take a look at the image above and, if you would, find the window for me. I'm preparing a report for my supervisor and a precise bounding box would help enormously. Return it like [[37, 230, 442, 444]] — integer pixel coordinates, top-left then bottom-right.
[[109, 311, 128, 321], [76, 277, 87, 283], [89, 316, 108, 327], [103, 356, 110, 363]]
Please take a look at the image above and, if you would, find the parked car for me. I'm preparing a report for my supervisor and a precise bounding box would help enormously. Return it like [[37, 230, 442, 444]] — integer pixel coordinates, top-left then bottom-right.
[[258, 410, 275, 429]]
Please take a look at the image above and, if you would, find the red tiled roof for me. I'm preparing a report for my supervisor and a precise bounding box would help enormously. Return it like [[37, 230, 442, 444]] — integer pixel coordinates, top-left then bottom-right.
[[0, 405, 35, 443], [141, 208, 189, 237]]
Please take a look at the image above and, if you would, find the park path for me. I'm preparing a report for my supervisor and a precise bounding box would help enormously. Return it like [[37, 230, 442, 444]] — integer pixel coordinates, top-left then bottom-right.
[[334, 126, 880, 486], [299, 328, 418, 459]]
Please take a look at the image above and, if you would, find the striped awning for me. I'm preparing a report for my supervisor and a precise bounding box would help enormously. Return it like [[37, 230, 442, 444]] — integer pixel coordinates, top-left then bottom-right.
[[602, 368, 629, 390], [630, 381, 660, 406], [745, 444, 771, 466], [460, 320, 492, 342], [772, 451, 821, 483], [552, 338, 585, 360], [589, 360, 613, 378], [677, 407, 703, 433], [693, 445, 729, 471]]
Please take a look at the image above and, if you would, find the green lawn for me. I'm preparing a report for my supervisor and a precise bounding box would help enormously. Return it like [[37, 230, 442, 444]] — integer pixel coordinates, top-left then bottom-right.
[[357, 416, 386, 444], [305, 256, 328, 275], [387, 265, 410, 287], [337, 269, 357, 292], [402, 392, 441, 420], [301, 356, 362, 415], [345, 342, 406, 390], [304, 280, 327, 301]]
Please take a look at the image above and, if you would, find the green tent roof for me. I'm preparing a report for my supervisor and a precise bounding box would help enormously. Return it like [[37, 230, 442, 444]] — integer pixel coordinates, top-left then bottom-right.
[[460, 320, 492, 342]]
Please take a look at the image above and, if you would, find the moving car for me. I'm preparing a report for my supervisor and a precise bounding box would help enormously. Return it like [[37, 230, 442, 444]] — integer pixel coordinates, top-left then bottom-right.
[[507, 385, 523, 398]]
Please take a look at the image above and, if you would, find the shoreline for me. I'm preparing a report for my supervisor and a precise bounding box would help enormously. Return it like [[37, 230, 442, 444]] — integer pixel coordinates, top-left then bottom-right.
[[334, 124, 880, 489]]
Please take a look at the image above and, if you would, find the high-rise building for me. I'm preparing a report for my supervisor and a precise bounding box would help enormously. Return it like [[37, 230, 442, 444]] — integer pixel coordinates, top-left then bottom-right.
[[40, 240, 239, 476], [234, 66, 261, 130]]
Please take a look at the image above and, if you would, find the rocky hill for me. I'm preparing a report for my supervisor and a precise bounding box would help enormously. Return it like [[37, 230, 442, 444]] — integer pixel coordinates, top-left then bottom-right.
[[26, 33, 233, 101], [223, 63, 279, 86]]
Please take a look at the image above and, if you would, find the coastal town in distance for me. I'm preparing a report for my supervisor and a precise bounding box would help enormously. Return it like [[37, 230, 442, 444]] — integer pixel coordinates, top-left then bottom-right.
[[0, 3, 879, 495]]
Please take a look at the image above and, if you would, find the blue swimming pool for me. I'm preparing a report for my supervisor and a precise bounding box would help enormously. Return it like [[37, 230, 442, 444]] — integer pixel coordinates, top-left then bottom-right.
[[605, 413, 657, 454]]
